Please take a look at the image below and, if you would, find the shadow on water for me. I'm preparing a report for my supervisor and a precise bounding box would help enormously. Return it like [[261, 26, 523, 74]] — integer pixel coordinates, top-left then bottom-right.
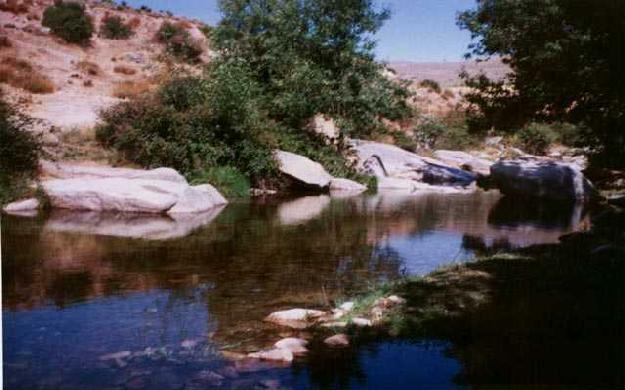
[[2, 192, 604, 388]]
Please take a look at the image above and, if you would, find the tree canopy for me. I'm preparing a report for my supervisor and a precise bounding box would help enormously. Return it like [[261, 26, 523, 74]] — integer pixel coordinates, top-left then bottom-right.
[[458, 0, 625, 168]]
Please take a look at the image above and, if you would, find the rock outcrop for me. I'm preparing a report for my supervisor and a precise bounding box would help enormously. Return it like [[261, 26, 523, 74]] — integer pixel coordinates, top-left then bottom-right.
[[2, 198, 39, 216], [433, 150, 493, 177], [274, 150, 333, 190], [264, 308, 326, 329], [40, 163, 227, 215], [490, 159, 598, 201], [350, 140, 477, 189], [329, 178, 367, 193]]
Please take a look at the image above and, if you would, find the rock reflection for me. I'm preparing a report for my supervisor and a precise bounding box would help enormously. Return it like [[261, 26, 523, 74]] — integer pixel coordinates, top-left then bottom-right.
[[44, 207, 225, 240], [277, 195, 331, 225]]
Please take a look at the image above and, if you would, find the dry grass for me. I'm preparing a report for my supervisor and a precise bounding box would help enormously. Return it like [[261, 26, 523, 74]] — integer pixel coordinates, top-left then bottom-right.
[[76, 60, 101, 76], [0, 0, 31, 14], [0, 57, 54, 93], [0, 36, 11, 48], [112, 80, 152, 99], [113, 65, 136, 75], [128, 16, 141, 29]]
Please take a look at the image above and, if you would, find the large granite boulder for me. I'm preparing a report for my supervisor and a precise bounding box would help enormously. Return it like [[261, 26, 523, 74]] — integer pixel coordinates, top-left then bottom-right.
[[40, 163, 227, 214], [490, 159, 598, 201], [433, 150, 493, 176], [274, 150, 333, 190], [350, 140, 476, 186]]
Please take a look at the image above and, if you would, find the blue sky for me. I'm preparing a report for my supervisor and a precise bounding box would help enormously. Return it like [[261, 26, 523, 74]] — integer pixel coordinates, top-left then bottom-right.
[[123, 0, 474, 62]]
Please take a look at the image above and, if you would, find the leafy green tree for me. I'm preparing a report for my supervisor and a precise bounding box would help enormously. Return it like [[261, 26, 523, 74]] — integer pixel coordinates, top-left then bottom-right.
[[213, 0, 411, 140], [458, 0, 625, 168], [42, 0, 94, 44]]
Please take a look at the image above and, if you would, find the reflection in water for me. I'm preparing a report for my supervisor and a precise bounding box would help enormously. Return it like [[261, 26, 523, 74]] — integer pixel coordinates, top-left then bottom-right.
[[2, 192, 589, 388]]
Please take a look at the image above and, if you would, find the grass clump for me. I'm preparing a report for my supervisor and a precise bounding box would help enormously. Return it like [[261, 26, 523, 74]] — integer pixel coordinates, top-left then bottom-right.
[[189, 166, 250, 198], [156, 22, 202, 62], [419, 79, 442, 94], [113, 65, 136, 75], [0, 94, 41, 204], [99, 14, 133, 39], [0, 57, 55, 93], [514, 122, 559, 155], [0, 0, 31, 14], [111, 80, 152, 99], [42, 0, 94, 45], [76, 60, 100, 76]]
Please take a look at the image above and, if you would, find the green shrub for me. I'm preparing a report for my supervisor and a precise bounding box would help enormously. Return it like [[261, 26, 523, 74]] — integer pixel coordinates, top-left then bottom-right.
[[419, 79, 441, 94], [42, 1, 94, 44], [414, 117, 446, 150], [99, 14, 132, 39], [156, 22, 202, 62], [0, 95, 41, 204], [516, 122, 559, 155], [189, 166, 250, 198]]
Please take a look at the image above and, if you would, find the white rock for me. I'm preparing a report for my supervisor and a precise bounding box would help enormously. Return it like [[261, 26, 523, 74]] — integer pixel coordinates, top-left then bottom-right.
[[3, 198, 39, 214], [264, 308, 327, 329], [377, 177, 417, 190], [433, 150, 493, 176], [324, 334, 349, 347], [274, 150, 333, 189], [274, 338, 308, 355], [309, 114, 339, 140], [248, 348, 293, 363], [339, 301, 355, 312], [41, 161, 187, 184], [99, 351, 132, 361], [351, 317, 373, 327], [387, 295, 407, 305], [167, 184, 227, 215], [329, 178, 367, 193], [321, 321, 348, 328], [490, 159, 598, 201]]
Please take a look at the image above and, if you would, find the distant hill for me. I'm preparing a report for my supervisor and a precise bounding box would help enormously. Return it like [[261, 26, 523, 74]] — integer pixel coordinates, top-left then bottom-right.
[[388, 59, 509, 87]]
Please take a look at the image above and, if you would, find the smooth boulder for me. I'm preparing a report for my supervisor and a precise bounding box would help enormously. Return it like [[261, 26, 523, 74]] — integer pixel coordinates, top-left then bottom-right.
[[329, 178, 367, 193], [490, 159, 598, 201], [433, 150, 493, 176], [351, 140, 476, 186], [274, 150, 333, 190], [40, 164, 227, 214], [3, 198, 39, 216]]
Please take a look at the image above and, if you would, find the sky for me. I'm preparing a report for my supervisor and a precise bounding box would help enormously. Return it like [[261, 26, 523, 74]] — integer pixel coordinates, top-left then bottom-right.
[[123, 0, 475, 62]]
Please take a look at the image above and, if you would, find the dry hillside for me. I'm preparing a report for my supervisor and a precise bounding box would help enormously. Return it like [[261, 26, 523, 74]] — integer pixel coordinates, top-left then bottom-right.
[[0, 0, 210, 132]]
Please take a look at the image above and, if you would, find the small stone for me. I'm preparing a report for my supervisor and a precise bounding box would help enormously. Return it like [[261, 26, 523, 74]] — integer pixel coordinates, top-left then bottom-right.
[[259, 379, 281, 389], [324, 334, 349, 347], [339, 301, 355, 311], [370, 306, 384, 321], [321, 321, 347, 328], [181, 339, 199, 349], [217, 365, 239, 379], [274, 337, 308, 355], [3, 198, 39, 214], [221, 350, 247, 361], [331, 309, 345, 319], [248, 348, 293, 363], [195, 370, 224, 386], [99, 351, 131, 361], [387, 295, 407, 305], [352, 318, 372, 327], [264, 308, 326, 329]]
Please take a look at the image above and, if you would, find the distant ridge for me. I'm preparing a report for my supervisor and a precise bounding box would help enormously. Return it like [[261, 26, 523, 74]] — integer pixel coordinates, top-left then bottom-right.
[[388, 59, 509, 87]]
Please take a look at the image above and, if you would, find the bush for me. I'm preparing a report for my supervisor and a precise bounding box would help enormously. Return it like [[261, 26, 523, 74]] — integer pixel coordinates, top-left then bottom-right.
[[0, 57, 54, 93], [414, 117, 446, 150], [189, 166, 250, 198], [419, 79, 441, 94], [0, 94, 41, 204], [156, 22, 202, 62], [99, 14, 132, 39], [112, 80, 152, 99], [42, 0, 94, 44], [113, 65, 136, 75], [516, 122, 559, 155]]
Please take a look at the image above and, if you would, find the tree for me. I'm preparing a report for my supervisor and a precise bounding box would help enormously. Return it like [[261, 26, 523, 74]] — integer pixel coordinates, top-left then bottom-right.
[[458, 0, 625, 168], [213, 0, 411, 140], [42, 1, 94, 44]]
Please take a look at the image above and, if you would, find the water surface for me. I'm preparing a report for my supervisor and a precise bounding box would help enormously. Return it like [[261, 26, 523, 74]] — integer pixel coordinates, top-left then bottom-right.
[[2, 192, 587, 389]]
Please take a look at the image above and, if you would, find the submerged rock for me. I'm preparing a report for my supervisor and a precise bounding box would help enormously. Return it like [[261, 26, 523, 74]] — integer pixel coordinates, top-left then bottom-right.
[[339, 301, 355, 311], [248, 348, 293, 363], [264, 308, 326, 329], [274, 338, 308, 355], [274, 150, 333, 190], [324, 334, 350, 347], [490, 159, 598, 201], [351, 318, 373, 327], [2, 198, 39, 216]]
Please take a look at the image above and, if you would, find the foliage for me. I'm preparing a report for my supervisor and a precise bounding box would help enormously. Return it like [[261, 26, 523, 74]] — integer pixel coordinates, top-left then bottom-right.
[[99, 14, 132, 39], [515, 122, 558, 155], [42, 0, 94, 44], [189, 166, 250, 198], [213, 0, 412, 139], [156, 22, 203, 62], [419, 79, 441, 94], [0, 95, 41, 204], [458, 0, 625, 168], [413, 117, 446, 150]]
